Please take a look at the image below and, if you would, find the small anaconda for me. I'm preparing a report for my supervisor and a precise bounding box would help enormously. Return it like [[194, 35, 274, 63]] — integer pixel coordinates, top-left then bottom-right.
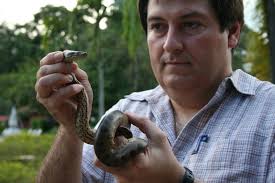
[[63, 50, 147, 167]]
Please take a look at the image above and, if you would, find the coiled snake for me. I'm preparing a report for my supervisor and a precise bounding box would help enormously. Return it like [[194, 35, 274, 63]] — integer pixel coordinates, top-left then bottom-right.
[[63, 50, 147, 167]]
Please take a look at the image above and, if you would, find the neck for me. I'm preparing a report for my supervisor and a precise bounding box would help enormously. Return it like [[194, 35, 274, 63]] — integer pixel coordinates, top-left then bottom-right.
[[170, 83, 217, 111], [169, 87, 216, 136], [167, 76, 221, 132]]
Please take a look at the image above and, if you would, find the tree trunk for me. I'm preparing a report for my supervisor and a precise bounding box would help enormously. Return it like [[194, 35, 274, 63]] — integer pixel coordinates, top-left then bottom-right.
[[133, 55, 139, 91], [98, 61, 105, 117], [267, 0, 275, 82]]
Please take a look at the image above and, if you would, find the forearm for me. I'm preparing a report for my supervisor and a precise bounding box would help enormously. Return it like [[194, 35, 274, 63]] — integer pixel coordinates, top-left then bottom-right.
[[36, 126, 83, 183]]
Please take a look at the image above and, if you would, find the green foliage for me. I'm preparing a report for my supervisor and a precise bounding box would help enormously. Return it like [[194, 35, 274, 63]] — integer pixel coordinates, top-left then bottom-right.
[[0, 162, 36, 183], [0, 132, 55, 183], [0, 0, 156, 126], [122, 0, 144, 59], [244, 0, 271, 81], [0, 21, 44, 116], [34, 5, 77, 51], [0, 24, 42, 74], [245, 31, 271, 80], [0, 122, 6, 133], [0, 132, 54, 161], [30, 118, 56, 133], [233, 25, 252, 70]]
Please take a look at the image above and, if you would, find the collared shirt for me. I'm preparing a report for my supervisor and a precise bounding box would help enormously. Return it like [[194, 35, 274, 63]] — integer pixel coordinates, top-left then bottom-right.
[[82, 69, 275, 183]]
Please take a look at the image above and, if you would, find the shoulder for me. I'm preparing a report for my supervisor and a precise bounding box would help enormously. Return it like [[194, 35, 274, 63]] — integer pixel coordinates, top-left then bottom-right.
[[124, 85, 164, 101], [253, 76, 275, 98], [108, 85, 166, 114], [231, 69, 275, 97]]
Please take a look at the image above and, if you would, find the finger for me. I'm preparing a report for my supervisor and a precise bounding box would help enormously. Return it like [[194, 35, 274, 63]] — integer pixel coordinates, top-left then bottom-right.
[[37, 62, 76, 79], [126, 113, 168, 144], [37, 84, 83, 108], [35, 73, 74, 98], [49, 84, 84, 104], [40, 51, 64, 66], [94, 154, 147, 180], [74, 67, 89, 82], [94, 157, 123, 175], [37, 84, 82, 122]]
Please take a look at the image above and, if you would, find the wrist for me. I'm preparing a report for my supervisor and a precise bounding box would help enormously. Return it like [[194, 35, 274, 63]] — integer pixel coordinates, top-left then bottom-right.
[[166, 163, 185, 183], [59, 125, 83, 145], [180, 167, 194, 183]]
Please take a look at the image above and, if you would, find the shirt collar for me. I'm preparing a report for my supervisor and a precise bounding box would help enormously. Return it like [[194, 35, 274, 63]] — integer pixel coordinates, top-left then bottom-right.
[[125, 69, 257, 102], [228, 69, 257, 96]]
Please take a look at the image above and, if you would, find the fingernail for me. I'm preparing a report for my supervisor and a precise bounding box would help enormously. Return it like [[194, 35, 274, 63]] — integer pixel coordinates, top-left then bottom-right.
[[68, 75, 74, 82]]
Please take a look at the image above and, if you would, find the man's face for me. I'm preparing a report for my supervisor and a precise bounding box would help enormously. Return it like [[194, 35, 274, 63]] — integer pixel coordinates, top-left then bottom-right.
[[147, 0, 237, 93]]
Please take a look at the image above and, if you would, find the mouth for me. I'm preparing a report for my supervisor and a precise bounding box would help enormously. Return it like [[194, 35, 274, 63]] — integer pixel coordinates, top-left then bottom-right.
[[164, 59, 192, 68], [161, 53, 193, 66], [164, 61, 191, 65]]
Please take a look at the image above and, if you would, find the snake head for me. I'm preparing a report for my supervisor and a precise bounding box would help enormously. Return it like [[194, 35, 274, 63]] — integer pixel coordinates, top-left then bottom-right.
[[63, 50, 88, 62]]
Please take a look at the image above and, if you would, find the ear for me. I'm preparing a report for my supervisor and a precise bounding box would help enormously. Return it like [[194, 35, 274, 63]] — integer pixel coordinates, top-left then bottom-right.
[[228, 22, 242, 49]]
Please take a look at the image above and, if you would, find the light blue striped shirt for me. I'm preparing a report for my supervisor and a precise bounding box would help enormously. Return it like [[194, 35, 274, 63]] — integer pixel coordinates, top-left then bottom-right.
[[82, 69, 275, 183]]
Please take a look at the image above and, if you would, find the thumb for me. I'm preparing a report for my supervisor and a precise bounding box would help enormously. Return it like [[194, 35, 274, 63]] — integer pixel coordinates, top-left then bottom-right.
[[125, 112, 168, 146]]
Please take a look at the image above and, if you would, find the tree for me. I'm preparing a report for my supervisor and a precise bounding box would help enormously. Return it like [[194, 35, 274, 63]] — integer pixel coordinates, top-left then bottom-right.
[[76, 0, 117, 117], [33, 5, 80, 51], [0, 1, 157, 125], [121, 1, 148, 90], [245, 1, 272, 81], [267, 0, 275, 82], [232, 25, 252, 71], [0, 23, 43, 115]]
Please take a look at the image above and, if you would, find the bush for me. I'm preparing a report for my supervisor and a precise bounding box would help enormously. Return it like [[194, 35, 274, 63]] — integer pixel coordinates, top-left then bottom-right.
[[0, 132, 55, 183], [0, 122, 6, 133], [0, 162, 36, 183], [31, 118, 57, 133]]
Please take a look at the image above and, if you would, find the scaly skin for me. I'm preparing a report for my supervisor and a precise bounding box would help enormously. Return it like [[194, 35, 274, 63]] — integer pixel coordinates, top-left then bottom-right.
[[63, 50, 148, 167]]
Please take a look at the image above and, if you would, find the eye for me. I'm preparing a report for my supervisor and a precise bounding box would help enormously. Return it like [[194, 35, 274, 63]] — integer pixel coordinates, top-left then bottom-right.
[[149, 23, 167, 33], [181, 21, 205, 34], [183, 22, 201, 29]]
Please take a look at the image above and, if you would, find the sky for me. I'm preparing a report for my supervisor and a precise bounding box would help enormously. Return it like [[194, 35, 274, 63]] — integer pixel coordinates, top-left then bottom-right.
[[0, 0, 77, 25], [0, 0, 258, 30]]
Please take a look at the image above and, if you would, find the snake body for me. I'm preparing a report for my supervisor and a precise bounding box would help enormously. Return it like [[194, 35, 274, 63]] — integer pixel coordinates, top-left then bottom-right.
[[63, 50, 147, 167]]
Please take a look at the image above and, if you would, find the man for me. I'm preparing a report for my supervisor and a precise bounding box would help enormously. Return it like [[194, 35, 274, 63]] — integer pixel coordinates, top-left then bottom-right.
[[35, 0, 275, 182]]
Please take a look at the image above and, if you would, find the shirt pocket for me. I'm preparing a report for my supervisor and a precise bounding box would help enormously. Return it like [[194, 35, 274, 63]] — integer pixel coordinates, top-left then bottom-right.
[[188, 134, 268, 182], [208, 138, 260, 174]]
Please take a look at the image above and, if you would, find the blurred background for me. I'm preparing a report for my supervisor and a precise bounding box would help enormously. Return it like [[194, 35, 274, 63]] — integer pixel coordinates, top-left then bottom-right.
[[0, 0, 274, 182]]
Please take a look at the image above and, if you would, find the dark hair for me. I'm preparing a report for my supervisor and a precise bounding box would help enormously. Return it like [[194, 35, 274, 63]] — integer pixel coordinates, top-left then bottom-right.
[[137, 0, 244, 33]]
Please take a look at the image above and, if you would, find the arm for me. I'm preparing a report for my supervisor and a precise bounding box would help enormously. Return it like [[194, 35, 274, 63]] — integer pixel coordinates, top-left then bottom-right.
[[95, 113, 202, 183], [36, 126, 83, 183], [35, 51, 93, 183]]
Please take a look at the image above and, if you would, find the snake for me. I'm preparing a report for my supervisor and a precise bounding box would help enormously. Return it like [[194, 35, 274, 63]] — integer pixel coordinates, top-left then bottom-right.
[[63, 50, 148, 167]]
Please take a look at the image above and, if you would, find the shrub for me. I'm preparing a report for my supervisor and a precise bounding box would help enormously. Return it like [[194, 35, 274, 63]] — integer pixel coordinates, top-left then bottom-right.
[[0, 162, 36, 183], [0, 122, 6, 133], [0, 132, 55, 183]]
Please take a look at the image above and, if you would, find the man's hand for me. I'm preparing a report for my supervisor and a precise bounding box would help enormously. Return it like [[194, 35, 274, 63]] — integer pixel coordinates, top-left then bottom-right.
[[95, 113, 184, 183], [35, 51, 93, 134], [35, 51, 92, 183]]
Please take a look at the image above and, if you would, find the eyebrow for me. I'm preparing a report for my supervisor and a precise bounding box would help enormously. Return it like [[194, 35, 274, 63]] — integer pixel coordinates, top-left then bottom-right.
[[147, 11, 206, 23]]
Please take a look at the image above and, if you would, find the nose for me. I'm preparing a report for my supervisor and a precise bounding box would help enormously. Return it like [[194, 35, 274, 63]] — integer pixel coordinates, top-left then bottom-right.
[[163, 28, 183, 53]]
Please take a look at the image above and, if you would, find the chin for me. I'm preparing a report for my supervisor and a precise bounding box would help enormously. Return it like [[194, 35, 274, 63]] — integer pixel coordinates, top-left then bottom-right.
[[162, 76, 198, 90]]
